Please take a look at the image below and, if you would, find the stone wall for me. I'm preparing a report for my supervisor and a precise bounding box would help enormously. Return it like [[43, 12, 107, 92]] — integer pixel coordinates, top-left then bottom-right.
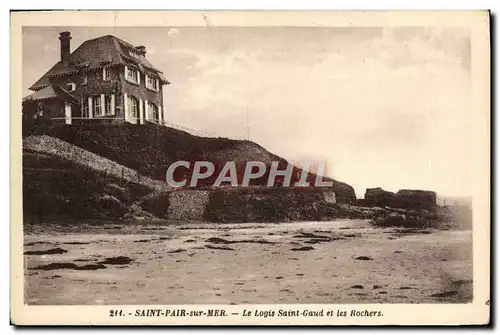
[[142, 187, 338, 222], [167, 190, 210, 221]]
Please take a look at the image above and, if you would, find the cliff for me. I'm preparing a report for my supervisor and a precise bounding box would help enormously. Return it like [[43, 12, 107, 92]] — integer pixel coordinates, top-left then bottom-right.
[[37, 124, 356, 203]]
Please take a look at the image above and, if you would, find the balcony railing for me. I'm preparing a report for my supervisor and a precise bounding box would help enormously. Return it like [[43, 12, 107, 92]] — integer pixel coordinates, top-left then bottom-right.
[[48, 117, 217, 138]]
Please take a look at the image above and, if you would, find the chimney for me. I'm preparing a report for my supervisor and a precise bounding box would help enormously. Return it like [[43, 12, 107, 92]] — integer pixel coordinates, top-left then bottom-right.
[[135, 45, 146, 56], [59, 31, 71, 63]]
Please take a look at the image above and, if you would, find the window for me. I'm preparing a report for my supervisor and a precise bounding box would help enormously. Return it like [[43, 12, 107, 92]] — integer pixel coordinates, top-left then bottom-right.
[[102, 66, 110, 81], [128, 50, 141, 59], [127, 96, 138, 118], [82, 73, 88, 85], [36, 103, 44, 117], [93, 96, 103, 117], [105, 95, 114, 115], [65, 83, 76, 92], [125, 66, 140, 84], [146, 74, 159, 91], [148, 102, 158, 120]]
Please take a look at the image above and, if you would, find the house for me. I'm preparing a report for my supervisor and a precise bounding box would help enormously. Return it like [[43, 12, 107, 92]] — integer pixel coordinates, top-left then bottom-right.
[[22, 32, 170, 126]]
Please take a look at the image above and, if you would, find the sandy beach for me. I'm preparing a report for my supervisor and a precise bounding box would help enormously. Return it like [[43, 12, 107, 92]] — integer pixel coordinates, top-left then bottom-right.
[[22, 219, 472, 305]]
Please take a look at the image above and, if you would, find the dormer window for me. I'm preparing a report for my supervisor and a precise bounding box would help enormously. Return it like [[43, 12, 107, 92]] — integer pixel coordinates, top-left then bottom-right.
[[125, 65, 140, 85], [128, 50, 141, 59], [146, 74, 159, 92], [65, 83, 76, 92]]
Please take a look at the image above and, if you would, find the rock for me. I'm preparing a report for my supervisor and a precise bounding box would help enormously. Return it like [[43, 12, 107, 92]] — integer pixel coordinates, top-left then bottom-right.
[[391, 189, 437, 209], [96, 195, 126, 217], [430, 291, 458, 298], [167, 249, 186, 254], [355, 256, 373, 261], [30, 262, 106, 271], [351, 285, 364, 289], [365, 187, 395, 207], [24, 247, 68, 255], [291, 246, 315, 251], [206, 237, 232, 244], [205, 245, 234, 251], [76, 264, 107, 270], [98, 256, 134, 265], [293, 232, 330, 239]]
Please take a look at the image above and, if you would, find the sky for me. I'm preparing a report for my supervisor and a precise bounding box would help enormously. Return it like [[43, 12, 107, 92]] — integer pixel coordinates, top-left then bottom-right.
[[22, 26, 472, 198]]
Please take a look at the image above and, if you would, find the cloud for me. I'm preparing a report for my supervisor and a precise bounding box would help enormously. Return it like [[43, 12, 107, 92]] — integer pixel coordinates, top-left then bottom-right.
[[22, 26, 473, 197], [171, 27, 472, 196]]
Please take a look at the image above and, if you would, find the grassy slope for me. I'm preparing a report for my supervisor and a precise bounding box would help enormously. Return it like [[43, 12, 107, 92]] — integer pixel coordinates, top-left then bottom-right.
[[43, 124, 356, 203], [23, 149, 151, 220]]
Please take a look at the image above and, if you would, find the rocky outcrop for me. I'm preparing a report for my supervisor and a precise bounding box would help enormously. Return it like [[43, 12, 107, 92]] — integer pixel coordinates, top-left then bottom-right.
[[364, 187, 437, 210], [365, 187, 395, 207], [204, 187, 343, 223], [392, 189, 437, 210]]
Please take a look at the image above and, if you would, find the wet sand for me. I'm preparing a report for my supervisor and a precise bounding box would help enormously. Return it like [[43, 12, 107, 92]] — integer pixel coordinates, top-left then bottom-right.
[[24, 219, 472, 305]]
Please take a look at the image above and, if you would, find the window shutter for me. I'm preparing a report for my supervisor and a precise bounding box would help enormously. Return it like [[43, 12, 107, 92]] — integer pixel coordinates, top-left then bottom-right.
[[123, 93, 128, 121], [102, 67, 106, 80], [88, 97, 93, 119], [111, 94, 115, 115], [145, 74, 149, 89], [139, 99, 144, 124], [156, 78, 159, 92], [144, 100, 149, 120], [124, 66, 129, 80], [100, 94, 105, 117], [137, 70, 141, 85]]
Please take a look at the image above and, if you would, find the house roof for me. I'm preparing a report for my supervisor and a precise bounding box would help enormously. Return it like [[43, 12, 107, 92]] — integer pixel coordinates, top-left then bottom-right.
[[29, 35, 170, 91], [23, 84, 79, 104]]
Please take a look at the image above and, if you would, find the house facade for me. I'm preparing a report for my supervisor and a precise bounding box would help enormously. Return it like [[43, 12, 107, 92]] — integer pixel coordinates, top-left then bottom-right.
[[22, 32, 170, 126]]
